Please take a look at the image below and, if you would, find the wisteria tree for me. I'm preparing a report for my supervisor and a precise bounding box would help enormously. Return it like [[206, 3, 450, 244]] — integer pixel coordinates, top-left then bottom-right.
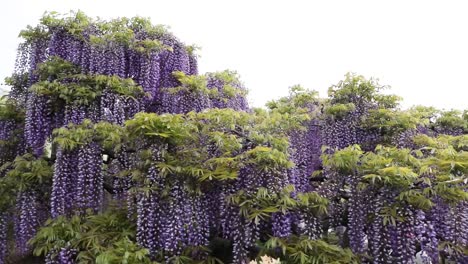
[[0, 11, 467, 264]]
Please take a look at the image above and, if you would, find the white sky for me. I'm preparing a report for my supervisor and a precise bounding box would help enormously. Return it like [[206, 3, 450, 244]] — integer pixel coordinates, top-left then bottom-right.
[[1, 0, 467, 110]]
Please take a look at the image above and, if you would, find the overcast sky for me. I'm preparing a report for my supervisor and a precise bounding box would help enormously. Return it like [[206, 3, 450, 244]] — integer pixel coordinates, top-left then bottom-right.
[[1, 0, 467, 110]]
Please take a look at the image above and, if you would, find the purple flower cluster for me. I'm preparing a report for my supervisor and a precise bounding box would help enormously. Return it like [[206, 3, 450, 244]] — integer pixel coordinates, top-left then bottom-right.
[[58, 247, 77, 264], [51, 148, 78, 218], [347, 180, 366, 254], [76, 142, 103, 214], [136, 148, 211, 258], [51, 142, 103, 218], [288, 120, 321, 193], [415, 210, 438, 263], [297, 210, 322, 240], [24, 94, 51, 156], [206, 72, 248, 111], [392, 208, 417, 263], [0, 213, 7, 264], [15, 191, 39, 255], [0, 119, 24, 165], [271, 213, 292, 238], [44, 247, 76, 264]]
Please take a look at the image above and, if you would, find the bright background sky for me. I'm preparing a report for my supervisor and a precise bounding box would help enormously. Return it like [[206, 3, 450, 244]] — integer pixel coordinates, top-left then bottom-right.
[[1, 0, 467, 110]]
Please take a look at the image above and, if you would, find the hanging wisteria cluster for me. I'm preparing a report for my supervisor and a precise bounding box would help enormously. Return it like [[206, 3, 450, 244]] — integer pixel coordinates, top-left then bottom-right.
[[0, 213, 7, 264], [0, 11, 467, 264]]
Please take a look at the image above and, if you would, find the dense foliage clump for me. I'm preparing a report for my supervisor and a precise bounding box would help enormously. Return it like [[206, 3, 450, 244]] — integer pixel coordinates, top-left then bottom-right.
[[0, 11, 466, 264]]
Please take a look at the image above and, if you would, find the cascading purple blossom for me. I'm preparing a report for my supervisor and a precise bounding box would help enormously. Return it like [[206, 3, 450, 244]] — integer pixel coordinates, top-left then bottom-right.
[[188, 53, 198, 76], [206, 72, 248, 111], [0, 213, 7, 264], [271, 213, 292, 238], [25, 94, 51, 156], [367, 192, 388, 264], [218, 182, 256, 263], [187, 195, 209, 247], [454, 202, 468, 251], [415, 210, 439, 264], [15, 190, 39, 255], [392, 207, 417, 263], [63, 104, 88, 125], [58, 247, 77, 264], [138, 53, 161, 101], [347, 179, 367, 255], [322, 116, 359, 150], [288, 120, 321, 193], [136, 165, 163, 256], [0, 120, 20, 165], [76, 142, 103, 214], [51, 147, 79, 218], [159, 183, 187, 256], [100, 91, 126, 125], [160, 87, 212, 114], [219, 162, 290, 263], [27, 39, 49, 85], [296, 210, 322, 240]]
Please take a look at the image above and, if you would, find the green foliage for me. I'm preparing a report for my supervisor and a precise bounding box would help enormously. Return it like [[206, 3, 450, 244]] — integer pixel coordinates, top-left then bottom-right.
[[164, 246, 223, 264], [322, 145, 363, 174], [164, 71, 247, 102], [129, 39, 171, 56], [126, 111, 241, 187], [75, 211, 137, 263], [35, 56, 81, 81], [0, 97, 25, 121], [412, 134, 468, 205], [266, 85, 319, 119], [379, 206, 406, 226], [362, 108, 428, 138], [438, 241, 468, 261], [90, 15, 170, 53], [228, 186, 328, 225], [30, 215, 84, 257], [295, 192, 329, 216], [242, 146, 293, 171], [38, 10, 91, 38], [207, 70, 248, 97], [408, 105, 438, 120], [167, 71, 212, 95], [126, 112, 195, 145], [434, 109, 467, 131], [0, 154, 53, 210], [30, 209, 144, 263], [413, 133, 468, 151], [1, 154, 53, 191], [324, 140, 467, 215], [185, 44, 201, 57], [0, 173, 16, 211], [20, 11, 173, 55], [260, 236, 359, 264], [357, 145, 438, 212], [31, 208, 224, 264], [18, 23, 49, 43], [328, 73, 399, 108], [126, 109, 306, 191], [53, 119, 124, 151], [4, 73, 29, 98], [31, 58, 145, 105], [323, 103, 356, 119], [95, 238, 154, 264]]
